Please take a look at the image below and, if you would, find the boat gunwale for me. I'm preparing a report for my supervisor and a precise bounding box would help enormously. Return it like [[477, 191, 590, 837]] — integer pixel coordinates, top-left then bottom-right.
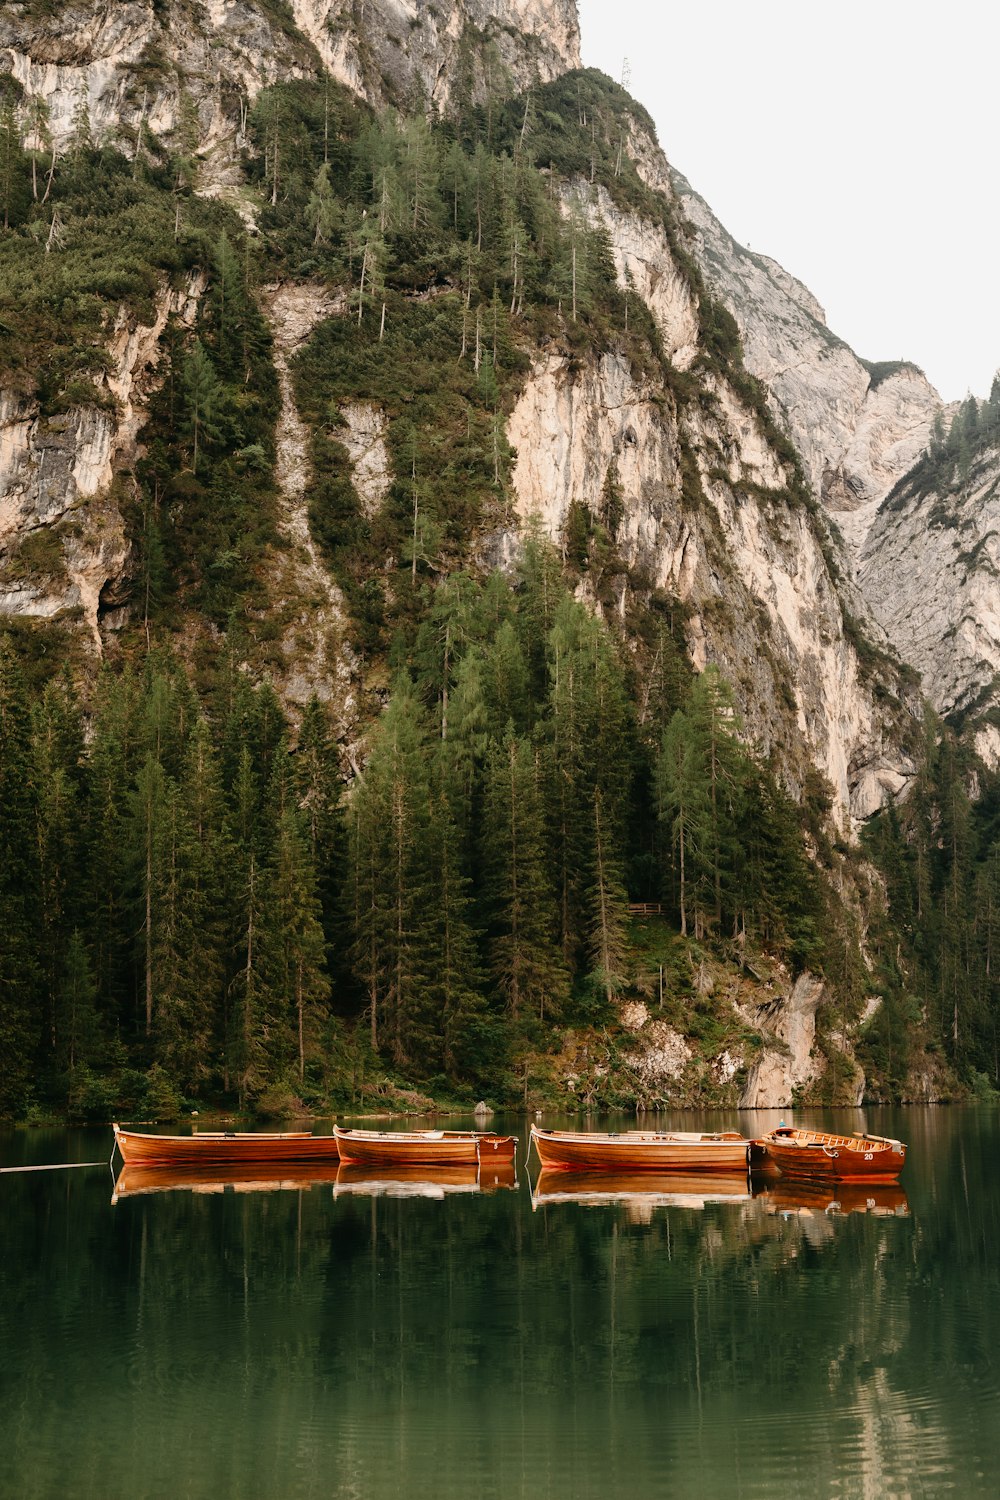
[[334, 1126, 519, 1144], [530, 1126, 748, 1147], [114, 1124, 315, 1144]]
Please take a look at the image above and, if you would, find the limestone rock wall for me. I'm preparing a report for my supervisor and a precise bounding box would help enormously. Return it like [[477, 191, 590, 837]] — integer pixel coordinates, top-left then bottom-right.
[[860, 446, 1000, 736], [506, 347, 915, 825], [0, 273, 202, 646], [508, 139, 921, 827], [738, 972, 866, 1109], [301, 0, 580, 111], [1, 0, 580, 159], [672, 169, 943, 568]]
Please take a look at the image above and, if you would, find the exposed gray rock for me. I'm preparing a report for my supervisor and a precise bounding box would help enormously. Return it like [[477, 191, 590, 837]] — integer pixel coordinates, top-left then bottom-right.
[[672, 170, 943, 568], [860, 445, 1000, 742], [0, 274, 202, 647], [261, 281, 358, 725], [504, 321, 916, 827], [739, 972, 847, 1108], [1, 0, 580, 160], [339, 402, 392, 518], [298, 0, 580, 111]]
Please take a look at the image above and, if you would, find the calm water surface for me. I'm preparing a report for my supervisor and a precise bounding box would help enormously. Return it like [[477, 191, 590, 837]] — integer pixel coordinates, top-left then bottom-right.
[[2, 1106, 999, 1499]]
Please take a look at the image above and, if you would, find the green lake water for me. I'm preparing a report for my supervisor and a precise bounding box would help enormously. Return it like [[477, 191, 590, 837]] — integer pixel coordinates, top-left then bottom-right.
[[2, 1106, 999, 1499]]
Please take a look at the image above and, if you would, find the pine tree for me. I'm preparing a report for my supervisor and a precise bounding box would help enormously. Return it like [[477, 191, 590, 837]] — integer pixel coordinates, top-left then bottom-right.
[[22, 92, 51, 204], [210, 229, 247, 378], [294, 695, 342, 936], [657, 708, 707, 938], [228, 848, 281, 1109], [0, 90, 26, 232], [271, 804, 330, 1085], [429, 777, 496, 1079], [130, 752, 169, 1041], [482, 619, 530, 738], [305, 161, 338, 247], [31, 675, 84, 1065], [182, 339, 223, 474], [586, 785, 630, 1003], [686, 666, 744, 931], [0, 647, 43, 1115], [347, 686, 433, 1066], [484, 730, 567, 1023], [150, 724, 227, 1092], [55, 931, 99, 1080]]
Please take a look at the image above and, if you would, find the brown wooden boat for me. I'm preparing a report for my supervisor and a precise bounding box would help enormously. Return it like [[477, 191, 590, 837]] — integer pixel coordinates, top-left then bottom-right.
[[332, 1125, 517, 1166], [532, 1168, 752, 1213], [755, 1126, 907, 1183], [112, 1122, 340, 1168], [111, 1160, 342, 1203], [530, 1123, 750, 1173]]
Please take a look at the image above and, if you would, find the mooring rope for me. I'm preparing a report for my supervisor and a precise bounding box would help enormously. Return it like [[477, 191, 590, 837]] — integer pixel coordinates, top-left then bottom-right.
[[0, 1161, 106, 1174]]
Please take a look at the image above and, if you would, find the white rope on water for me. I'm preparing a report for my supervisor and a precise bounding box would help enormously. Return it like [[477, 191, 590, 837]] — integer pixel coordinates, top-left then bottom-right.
[[0, 1161, 106, 1174]]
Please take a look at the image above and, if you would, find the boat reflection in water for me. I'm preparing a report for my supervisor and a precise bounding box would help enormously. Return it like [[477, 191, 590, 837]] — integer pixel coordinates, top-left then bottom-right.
[[531, 1168, 753, 1222], [112, 1157, 517, 1204], [334, 1160, 517, 1198], [111, 1160, 343, 1204], [530, 1169, 909, 1225], [760, 1179, 910, 1217]]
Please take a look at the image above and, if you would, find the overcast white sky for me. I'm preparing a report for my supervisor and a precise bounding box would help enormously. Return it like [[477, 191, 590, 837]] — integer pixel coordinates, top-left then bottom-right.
[[577, 0, 999, 401]]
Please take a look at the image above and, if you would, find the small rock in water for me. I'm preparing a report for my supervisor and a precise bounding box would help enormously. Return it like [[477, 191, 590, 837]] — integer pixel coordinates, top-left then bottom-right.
[[473, 1100, 493, 1118]]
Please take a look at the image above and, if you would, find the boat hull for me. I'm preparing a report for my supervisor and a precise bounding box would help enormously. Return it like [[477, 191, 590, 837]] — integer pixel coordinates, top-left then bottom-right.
[[757, 1128, 906, 1183], [113, 1123, 340, 1167], [333, 1126, 517, 1166], [530, 1125, 750, 1173]]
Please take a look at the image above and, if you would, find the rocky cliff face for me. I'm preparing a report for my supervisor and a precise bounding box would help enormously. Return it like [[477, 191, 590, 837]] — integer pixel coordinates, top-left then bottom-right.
[[671, 170, 943, 567], [860, 445, 1000, 752], [0, 0, 578, 658], [0, 0, 580, 154], [0, 4, 923, 825], [503, 156, 921, 826], [0, 273, 203, 647], [505, 343, 915, 824]]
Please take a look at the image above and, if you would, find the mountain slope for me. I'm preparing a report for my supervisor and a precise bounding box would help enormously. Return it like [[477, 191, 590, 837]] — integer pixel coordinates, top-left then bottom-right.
[[860, 413, 1000, 759], [671, 169, 942, 565], [0, 1, 970, 1117]]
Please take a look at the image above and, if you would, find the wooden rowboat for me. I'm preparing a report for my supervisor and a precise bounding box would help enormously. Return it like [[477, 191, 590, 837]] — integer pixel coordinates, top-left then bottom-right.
[[755, 1126, 907, 1183], [332, 1125, 517, 1166], [529, 1124, 750, 1173], [112, 1122, 340, 1168]]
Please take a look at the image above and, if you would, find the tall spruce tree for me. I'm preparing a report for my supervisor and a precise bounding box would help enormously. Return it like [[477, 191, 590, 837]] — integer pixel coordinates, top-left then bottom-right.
[[0, 647, 42, 1116], [484, 730, 567, 1023]]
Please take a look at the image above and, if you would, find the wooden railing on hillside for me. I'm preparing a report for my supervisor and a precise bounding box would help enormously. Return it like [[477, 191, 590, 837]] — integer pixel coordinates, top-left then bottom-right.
[[627, 903, 663, 918]]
